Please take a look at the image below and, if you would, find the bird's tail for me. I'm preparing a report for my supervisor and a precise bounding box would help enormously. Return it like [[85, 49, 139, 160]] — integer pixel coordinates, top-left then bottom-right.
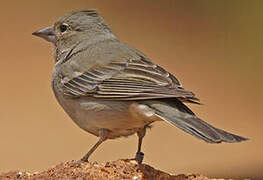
[[144, 99, 248, 143]]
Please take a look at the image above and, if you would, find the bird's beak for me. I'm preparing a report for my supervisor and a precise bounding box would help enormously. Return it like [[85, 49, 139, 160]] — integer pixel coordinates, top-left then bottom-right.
[[32, 26, 56, 44]]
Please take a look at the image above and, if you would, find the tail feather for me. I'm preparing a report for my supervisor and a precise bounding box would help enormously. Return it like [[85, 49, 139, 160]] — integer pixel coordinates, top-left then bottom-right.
[[146, 99, 248, 143]]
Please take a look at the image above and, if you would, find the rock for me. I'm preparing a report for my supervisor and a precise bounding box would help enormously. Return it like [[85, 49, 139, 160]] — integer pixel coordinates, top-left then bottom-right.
[[0, 159, 242, 180]]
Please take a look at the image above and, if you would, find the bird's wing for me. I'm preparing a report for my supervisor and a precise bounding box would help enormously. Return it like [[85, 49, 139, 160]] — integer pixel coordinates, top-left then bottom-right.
[[61, 55, 198, 101]]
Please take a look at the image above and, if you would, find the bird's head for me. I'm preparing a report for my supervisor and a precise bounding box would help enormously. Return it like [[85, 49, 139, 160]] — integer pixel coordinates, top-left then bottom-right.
[[32, 10, 114, 47]]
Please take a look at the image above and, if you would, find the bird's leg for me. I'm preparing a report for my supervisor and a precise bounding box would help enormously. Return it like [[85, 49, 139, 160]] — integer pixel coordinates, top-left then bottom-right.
[[81, 129, 109, 162], [135, 127, 146, 164]]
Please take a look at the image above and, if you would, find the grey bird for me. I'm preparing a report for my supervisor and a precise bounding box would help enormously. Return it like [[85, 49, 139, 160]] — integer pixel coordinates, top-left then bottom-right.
[[32, 10, 247, 163]]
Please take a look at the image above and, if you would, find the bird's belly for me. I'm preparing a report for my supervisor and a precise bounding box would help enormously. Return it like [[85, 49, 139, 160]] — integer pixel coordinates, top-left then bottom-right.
[[57, 96, 154, 139]]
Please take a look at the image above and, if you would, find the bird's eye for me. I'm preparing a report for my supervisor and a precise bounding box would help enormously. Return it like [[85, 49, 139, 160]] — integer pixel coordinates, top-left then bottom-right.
[[59, 24, 68, 33]]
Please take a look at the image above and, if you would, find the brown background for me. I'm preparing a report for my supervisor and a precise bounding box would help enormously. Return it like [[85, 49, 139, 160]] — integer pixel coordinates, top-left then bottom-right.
[[0, 0, 262, 179]]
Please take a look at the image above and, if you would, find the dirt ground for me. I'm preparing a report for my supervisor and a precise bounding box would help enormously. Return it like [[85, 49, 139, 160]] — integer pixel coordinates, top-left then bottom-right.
[[0, 159, 243, 180]]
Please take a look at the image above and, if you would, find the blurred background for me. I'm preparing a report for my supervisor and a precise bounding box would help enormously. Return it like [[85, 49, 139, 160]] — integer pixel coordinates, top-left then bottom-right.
[[0, 0, 262, 179]]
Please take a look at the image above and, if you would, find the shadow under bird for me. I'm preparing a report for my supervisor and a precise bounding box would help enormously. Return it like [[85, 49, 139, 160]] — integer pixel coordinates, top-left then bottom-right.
[[32, 10, 248, 163]]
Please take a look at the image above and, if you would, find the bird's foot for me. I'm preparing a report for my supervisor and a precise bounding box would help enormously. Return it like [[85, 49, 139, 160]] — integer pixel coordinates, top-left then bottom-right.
[[80, 155, 89, 163], [135, 152, 144, 164], [73, 159, 88, 168]]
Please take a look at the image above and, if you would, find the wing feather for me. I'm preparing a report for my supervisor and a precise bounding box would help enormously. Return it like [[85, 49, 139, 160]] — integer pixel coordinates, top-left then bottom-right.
[[62, 56, 198, 101]]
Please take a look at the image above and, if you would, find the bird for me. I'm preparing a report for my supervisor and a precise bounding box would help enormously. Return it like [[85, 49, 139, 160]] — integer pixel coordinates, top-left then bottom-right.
[[32, 9, 247, 164]]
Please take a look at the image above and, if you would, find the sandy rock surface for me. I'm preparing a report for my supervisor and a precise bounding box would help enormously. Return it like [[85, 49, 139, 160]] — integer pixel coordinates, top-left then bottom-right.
[[0, 159, 241, 180]]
